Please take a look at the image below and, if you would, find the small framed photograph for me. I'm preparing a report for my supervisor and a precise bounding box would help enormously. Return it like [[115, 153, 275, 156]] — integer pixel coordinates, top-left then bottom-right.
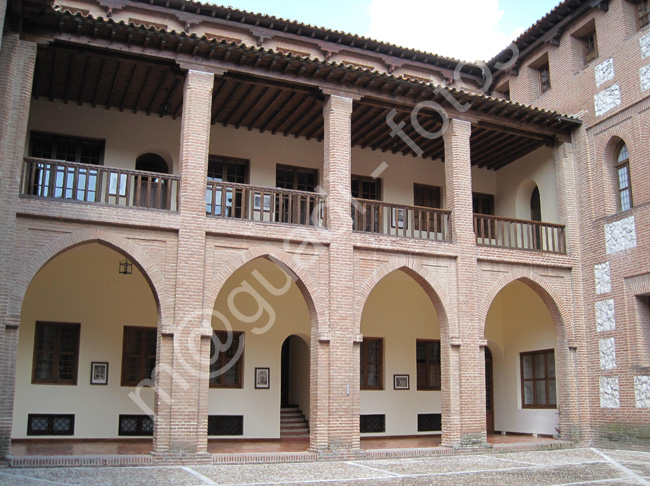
[[393, 374, 409, 390], [391, 208, 407, 229], [90, 362, 109, 385], [255, 367, 270, 389]]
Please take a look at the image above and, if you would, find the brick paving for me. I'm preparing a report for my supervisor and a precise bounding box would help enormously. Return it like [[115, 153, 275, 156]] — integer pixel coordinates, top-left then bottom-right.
[[0, 448, 649, 485]]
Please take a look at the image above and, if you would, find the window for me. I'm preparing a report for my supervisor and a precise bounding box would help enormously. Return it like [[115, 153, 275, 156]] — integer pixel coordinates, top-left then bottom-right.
[[28, 132, 105, 200], [118, 415, 154, 436], [360, 338, 383, 390], [30, 132, 104, 165], [416, 340, 441, 390], [135, 153, 169, 209], [539, 62, 551, 93], [638, 0, 650, 30], [615, 144, 633, 212], [27, 414, 75, 436], [210, 331, 244, 388], [472, 193, 495, 216], [208, 415, 244, 435], [583, 30, 598, 64], [276, 165, 318, 224], [206, 155, 249, 217], [352, 175, 382, 232], [520, 349, 557, 409], [414, 183, 442, 232], [32, 322, 80, 385], [121, 327, 157, 386]]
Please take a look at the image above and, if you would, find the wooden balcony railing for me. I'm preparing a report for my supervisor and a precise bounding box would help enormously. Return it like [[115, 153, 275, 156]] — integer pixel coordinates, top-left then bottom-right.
[[206, 180, 326, 227], [351, 199, 452, 241], [474, 214, 566, 254], [21, 157, 179, 211]]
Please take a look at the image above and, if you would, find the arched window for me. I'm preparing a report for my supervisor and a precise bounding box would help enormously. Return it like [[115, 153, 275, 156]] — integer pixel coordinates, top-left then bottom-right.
[[615, 144, 632, 212], [135, 153, 169, 209]]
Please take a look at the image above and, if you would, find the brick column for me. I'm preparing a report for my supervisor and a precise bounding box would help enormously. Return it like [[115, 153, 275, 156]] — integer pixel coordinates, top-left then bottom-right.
[[0, 34, 36, 459], [321, 93, 359, 456], [443, 119, 486, 447], [153, 70, 214, 456], [554, 138, 590, 443]]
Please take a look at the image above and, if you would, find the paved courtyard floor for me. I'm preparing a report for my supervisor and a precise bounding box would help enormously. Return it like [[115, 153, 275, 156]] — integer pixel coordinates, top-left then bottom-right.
[[0, 448, 649, 486]]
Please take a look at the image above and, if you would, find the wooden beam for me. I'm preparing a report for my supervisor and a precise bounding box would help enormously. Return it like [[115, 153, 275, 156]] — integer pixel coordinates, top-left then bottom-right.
[[119, 62, 138, 112], [105, 60, 123, 110], [247, 87, 282, 130], [146, 68, 169, 116]]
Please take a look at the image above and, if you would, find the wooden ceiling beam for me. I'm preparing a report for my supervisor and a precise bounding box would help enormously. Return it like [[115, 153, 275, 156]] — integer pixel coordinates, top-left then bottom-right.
[[488, 140, 545, 171], [133, 65, 152, 114], [91, 57, 106, 108], [234, 85, 268, 129], [294, 108, 322, 139], [352, 108, 391, 146], [271, 91, 305, 134], [260, 90, 297, 133], [211, 79, 238, 124], [220, 81, 254, 126], [275, 93, 312, 135], [477, 136, 535, 169], [119, 62, 138, 112], [105, 60, 123, 110], [146, 68, 169, 116], [247, 87, 281, 130]]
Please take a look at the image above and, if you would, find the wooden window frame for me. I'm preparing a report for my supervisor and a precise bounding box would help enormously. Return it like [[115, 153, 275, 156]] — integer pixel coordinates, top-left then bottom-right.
[[351, 174, 382, 201], [209, 331, 244, 389], [275, 164, 318, 192], [520, 349, 557, 409], [121, 326, 157, 387], [416, 339, 441, 391], [31, 322, 80, 385], [615, 144, 633, 212], [207, 155, 249, 183], [582, 30, 598, 65], [360, 337, 384, 390], [638, 0, 650, 30], [29, 131, 105, 165]]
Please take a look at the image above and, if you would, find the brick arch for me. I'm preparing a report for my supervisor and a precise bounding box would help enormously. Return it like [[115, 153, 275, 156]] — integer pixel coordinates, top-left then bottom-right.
[[598, 132, 634, 216], [11, 228, 170, 327], [355, 257, 451, 336], [478, 269, 573, 342], [206, 246, 323, 334]]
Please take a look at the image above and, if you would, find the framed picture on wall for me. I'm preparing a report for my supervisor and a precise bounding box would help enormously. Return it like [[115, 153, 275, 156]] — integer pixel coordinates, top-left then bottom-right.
[[90, 362, 109, 385], [255, 367, 270, 389], [393, 374, 409, 390]]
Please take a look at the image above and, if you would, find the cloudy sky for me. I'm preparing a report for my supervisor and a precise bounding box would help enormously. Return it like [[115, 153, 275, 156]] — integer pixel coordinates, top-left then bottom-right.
[[211, 0, 561, 62]]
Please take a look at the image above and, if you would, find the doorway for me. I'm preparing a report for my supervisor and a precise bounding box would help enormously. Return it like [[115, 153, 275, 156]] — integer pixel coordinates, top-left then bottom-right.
[[485, 346, 495, 434]]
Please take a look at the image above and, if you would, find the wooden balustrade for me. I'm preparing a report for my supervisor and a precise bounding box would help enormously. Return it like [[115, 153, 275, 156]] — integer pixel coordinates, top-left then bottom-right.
[[22, 157, 179, 211], [206, 180, 326, 227], [351, 198, 452, 241], [474, 214, 566, 254]]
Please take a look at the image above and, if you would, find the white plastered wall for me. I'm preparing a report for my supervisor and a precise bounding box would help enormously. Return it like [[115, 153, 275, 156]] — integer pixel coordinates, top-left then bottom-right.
[[484, 280, 559, 436], [360, 270, 441, 436], [210, 258, 311, 439], [13, 243, 158, 439]]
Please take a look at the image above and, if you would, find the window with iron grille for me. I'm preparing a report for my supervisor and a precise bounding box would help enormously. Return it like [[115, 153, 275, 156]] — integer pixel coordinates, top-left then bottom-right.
[[417, 413, 442, 432], [208, 415, 244, 436], [520, 349, 557, 409], [27, 414, 75, 436], [360, 338, 383, 390], [638, 0, 650, 30], [615, 144, 633, 212], [121, 327, 157, 386], [118, 415, 154, 436], [360, 414, 385, 433], [32, 322, 80, 385], [210, 331, 244, 388], [416, 340, 441, 390]]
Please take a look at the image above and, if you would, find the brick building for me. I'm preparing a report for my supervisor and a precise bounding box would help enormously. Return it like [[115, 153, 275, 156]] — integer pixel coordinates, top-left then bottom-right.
[[0, 0, 647, 462]]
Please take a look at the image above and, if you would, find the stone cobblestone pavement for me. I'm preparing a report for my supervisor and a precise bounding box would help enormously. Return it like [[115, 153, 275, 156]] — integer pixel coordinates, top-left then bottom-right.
[[0, 448, 648, 486]]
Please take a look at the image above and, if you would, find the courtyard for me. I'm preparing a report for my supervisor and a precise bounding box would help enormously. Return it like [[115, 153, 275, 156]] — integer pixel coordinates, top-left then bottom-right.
[[1, 448, 649, 485]]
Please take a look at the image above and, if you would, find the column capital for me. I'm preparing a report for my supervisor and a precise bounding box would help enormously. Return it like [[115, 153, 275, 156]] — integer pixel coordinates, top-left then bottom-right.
[[321, 87, 362, 101], [443, 118, 472, 141], [179, 63, 226, 77]]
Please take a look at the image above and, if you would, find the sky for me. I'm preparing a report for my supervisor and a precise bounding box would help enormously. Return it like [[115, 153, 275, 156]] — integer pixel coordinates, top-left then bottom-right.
[[207, 0, 562, 62]]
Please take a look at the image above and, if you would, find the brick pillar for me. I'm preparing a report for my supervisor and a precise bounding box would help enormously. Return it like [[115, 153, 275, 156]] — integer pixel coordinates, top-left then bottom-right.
[[443, 119, 486, 447], [554, 138, 590, 443], [153, 69, 214, 456], [321, 93, 359, 455], [0, 34, 36, 459]]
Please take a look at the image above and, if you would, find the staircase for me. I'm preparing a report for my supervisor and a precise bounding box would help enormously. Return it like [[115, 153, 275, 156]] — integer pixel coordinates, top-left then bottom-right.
[[280, 407, 309, 438]]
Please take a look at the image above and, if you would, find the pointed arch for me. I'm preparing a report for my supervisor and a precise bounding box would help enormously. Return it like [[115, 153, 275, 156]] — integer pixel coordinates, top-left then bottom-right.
[[206, 246, 323, 335], [11, 228, 170, 328], [355, 257, 452, 336], [479, 269, 573, 343]]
